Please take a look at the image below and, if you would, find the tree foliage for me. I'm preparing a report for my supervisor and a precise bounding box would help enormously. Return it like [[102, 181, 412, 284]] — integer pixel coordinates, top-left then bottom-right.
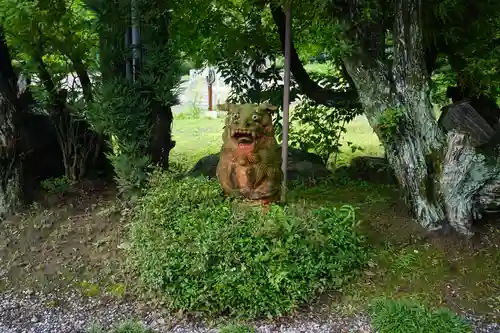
[[1, 0, 183, 196], [85, 0, 182, 195], [0, 0, 107, 182]]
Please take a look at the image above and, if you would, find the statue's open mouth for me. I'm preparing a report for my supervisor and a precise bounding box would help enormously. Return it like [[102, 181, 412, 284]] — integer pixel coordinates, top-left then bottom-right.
[[231, 129, 257, 147]]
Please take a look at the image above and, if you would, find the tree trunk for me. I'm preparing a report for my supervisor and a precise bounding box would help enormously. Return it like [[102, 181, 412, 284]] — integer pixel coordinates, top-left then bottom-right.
[[439, 132, 500, 234], [0, 26, 24, 217], [342, 0, 500, 235], [343, 57, 448, 231], [149, 102, 175, 169], [0, 96, 23, 218]]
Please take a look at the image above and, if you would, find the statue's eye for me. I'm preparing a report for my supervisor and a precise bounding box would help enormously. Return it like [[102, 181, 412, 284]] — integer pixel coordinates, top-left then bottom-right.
[[232, 113, 240, 119], [252, 114, 260, 121]]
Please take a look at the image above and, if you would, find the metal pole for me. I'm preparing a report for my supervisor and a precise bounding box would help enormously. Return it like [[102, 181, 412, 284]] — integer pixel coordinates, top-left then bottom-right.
[[125, 28, 132, 81], [206, 68, 216, 112], [131, 0, 140, 82], [280, 5, 292, 203], [208, 85, 213, 111]]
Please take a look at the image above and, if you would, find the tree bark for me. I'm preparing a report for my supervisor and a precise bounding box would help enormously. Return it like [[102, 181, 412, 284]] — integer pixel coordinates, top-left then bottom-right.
[[342, 56, 448, 231], [149, 102, 175, 169], [0, 26, 24, 217], [341, 0, 500, 235], [142, 2, 177, 170], [439, 132, 500, 234]]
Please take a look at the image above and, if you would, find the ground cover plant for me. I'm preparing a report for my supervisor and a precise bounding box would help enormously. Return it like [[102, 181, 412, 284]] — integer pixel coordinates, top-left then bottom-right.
[[369, 298, 472, 333], [218, 324, 257, 333], [129, 171, 368, 318]]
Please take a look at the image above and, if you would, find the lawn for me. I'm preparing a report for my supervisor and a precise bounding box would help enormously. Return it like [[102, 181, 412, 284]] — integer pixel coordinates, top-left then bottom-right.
[[171, 114, 383, 168], [0, 112, 499, 326]]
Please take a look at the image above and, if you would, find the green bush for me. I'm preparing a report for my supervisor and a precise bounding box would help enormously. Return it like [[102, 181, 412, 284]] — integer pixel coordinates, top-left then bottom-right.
[[40, 176, 75, 195], [289, 97, 362, 167], [369, 298, 472, 333], [129, 171, 368, 318]]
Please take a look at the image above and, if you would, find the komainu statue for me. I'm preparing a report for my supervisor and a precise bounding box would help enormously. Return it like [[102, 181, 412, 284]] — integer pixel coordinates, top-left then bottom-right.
[[216, 103, 283, 203]]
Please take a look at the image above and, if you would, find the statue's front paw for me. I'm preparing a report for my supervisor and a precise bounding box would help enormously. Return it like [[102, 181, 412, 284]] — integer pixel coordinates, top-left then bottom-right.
[[238, 188, 251, 197], [248, 191, 270, 200]]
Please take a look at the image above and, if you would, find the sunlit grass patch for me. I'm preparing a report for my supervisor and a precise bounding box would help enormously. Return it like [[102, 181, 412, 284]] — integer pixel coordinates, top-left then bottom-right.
[[369, 298, 471, 333]]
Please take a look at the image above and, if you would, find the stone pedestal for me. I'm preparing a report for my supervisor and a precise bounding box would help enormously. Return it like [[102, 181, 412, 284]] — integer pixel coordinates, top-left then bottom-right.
[[205, 110, 218, 119]]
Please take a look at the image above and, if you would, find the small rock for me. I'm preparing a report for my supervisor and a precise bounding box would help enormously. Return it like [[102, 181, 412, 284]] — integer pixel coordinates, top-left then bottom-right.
[[30, 315, 38, 323]]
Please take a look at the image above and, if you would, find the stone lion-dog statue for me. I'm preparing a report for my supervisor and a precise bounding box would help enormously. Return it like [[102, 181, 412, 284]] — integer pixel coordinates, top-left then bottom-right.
[[216, 102, 283, 203]]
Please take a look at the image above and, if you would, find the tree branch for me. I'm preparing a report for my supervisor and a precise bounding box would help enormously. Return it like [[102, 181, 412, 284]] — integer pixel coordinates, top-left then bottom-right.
[[269, 4, 360, 109], [32, 48, 67, 116], [71, 58, 93, 102], [33, 33, 57, 100]]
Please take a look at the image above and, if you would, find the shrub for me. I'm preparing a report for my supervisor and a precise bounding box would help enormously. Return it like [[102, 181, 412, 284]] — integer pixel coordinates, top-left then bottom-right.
[[369, 298, 472, 333], [129, 171, 368, 318], [40, 176, 75, 195], [289, 97, 362, 169], [88, 0, 182, 196]]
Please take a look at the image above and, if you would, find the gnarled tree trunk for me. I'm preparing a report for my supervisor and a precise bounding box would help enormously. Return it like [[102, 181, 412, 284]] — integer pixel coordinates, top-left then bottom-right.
[[341, 0, 500, 235], [0, 96, 22, 218], [0, 26, 24, 218], [269, 0, 500, 235]]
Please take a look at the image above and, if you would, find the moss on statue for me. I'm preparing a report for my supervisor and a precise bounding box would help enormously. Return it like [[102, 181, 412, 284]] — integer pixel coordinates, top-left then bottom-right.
[[216, 103, 283, 203]]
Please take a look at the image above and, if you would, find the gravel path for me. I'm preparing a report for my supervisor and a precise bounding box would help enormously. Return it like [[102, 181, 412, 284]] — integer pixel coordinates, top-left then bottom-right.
[[0, 290, 498, 333]]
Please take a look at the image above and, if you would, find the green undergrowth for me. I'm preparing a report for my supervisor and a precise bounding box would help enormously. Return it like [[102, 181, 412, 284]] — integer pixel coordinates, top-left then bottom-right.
[[370, 298, 472, 333], [128, 170, 369, 318], [341, 237, 500, 319], [88, 321, 152, 333]]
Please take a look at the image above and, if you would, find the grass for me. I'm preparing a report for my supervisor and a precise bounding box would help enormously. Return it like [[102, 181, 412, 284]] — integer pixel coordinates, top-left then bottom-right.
[[336, 116, 382, 164], [88, 321, 152, 333], [369, 298, 472, 333], [171, 117, 223, 164], [170, 114, 382, 170], [0, 110, 499, 327]]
